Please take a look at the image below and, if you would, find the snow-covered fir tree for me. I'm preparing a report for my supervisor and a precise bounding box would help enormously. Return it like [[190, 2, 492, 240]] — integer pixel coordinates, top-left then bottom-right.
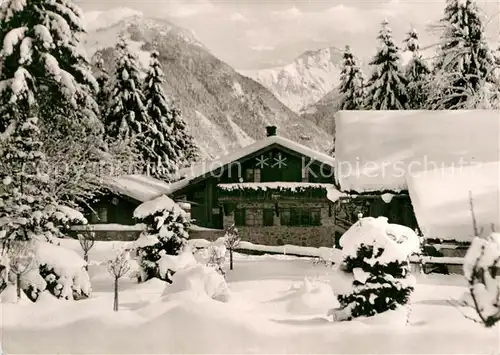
[[93, 52, 111, 119], [333, 217, 420, 320], [429, 0, 497, 109], [0, 0, 99, 134], [403, 29, 431, 109], [133, 196, 190, 283], [365, 19, 409, 110], [168, 104, 199, 167], [143, 50, 182, 180], [106, 38, 150, 140], [0, 0, 135, 206], [0, 111, 54, 242], [338, 46, 365, 110]]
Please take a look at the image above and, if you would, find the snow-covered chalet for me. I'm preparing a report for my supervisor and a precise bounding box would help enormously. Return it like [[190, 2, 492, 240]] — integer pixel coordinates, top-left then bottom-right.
[[77, 110, 499, 250]]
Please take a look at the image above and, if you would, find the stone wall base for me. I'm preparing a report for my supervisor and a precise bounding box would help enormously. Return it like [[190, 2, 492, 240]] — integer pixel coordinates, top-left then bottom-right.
[[189, 226, 337, 248], [68, 230, 142, 242]]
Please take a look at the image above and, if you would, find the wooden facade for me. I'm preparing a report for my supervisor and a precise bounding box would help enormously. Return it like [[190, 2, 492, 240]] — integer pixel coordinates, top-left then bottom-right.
[[81, 193, 140, 225], [170, 144, 335, 230]]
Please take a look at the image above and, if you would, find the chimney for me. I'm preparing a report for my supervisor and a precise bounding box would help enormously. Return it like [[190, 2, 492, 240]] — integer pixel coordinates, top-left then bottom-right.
[[266, 125, 277, 137]]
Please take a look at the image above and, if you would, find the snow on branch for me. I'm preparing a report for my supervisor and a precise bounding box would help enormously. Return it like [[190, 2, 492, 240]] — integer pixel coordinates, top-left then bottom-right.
[[462, 194, 500, 327], [107, 245, 131, 312], [463, 234, 500, 327]]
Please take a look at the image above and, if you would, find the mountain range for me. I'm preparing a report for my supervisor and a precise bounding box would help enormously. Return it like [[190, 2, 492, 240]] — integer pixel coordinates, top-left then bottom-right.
[[83, 9, 334, 160], [240, 47, 343, 114]]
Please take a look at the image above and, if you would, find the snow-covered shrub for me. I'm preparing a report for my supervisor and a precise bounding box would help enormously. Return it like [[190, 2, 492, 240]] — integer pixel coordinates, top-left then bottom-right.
[[334, 217, 420, 319], [206, 240, 227, 277], [224, 224, 240, 270], [133, 195, 190, 283], [0, 240, 91, 302], [463, 233, 500, 327], [165, 263, 230, 302], [35, 241, 91, 300]]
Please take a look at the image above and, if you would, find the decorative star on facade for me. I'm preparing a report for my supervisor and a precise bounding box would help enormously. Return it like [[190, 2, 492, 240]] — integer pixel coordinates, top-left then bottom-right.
[[272, 153, 287, 168], [255, 155, 269, 168]]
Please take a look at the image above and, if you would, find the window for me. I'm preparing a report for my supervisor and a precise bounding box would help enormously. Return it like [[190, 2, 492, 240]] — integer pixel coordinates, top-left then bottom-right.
[[93, 207, 107, 223], [280, 208, 321, 226], [280, 209, 291, 226], [245, 169, 254, 182], [245, 210, 257, 226], [263, 209, 274, 226], [254, 169, 261, 182], [245, 168, 261, 182], [234, 208, 245, 226]]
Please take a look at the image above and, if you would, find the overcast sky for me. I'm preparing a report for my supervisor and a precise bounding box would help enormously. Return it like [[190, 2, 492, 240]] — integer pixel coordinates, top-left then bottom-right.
[[76, 0, 499, 70]]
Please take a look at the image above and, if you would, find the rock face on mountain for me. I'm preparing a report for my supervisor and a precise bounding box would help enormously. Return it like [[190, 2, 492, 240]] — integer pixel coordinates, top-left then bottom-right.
[[300, 88, 341, 136], [83, 10, 333, 159], [240, 47, 343, 114]]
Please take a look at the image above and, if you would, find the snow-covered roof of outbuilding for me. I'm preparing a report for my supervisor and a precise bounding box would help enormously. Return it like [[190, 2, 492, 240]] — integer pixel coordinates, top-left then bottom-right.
[[407, 161, 500, 242], [334, 110, 500, 193], [105, 174, 171, 203], [167, 135, 335, 195]]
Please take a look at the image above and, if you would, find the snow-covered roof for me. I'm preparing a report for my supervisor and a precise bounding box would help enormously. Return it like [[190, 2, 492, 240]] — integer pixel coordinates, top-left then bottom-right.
[[105, 174, 171, 202], [134, 195, 186, 219], [407, 161, 500, 242], [168, 135, 335, 195], [334, 110, 500, 192]]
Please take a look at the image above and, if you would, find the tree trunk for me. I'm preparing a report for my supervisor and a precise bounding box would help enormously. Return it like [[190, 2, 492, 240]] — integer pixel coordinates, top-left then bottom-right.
[[84, 253, 88, 271], [113, 277, 119, 312], [16, 273, 21, 300], [229, 249, 233, 270]]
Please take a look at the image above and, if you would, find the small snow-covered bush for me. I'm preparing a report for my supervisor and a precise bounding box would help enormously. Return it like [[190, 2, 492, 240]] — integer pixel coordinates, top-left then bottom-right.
[[35, 241, 91, 300], [155, 246, 230, 301], [165, 264, 230, 302], [206, 240, 227, 277], [0, 240, 91, 302], [134, 195, 190, 283], [463, 233, 500, 327], [334, 217, 420, 319]]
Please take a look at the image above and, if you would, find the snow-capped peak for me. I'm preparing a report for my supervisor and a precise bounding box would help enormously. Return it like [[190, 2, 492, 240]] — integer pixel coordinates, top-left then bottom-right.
[[239, 46, 343, 113], [82, 7, 143, 32]]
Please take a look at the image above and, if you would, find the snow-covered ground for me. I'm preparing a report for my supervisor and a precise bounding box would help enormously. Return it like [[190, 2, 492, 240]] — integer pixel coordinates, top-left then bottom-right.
[[1, 240, 497, 354]]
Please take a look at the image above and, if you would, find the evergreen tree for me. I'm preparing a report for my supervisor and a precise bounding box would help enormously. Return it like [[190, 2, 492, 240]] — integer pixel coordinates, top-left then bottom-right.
[[403, 29, 431, 109], [168, 103, 199, 168], [365, 19, 409, 110], [430, 0, 496, 109], [106, 38, 150, 140], [0, 110, 54, 242], [143, 51, 181, 180], [134, 196, 189, 283], [94, 52, 111, 118], [334, 217, 420, 320], [0, 0, 125, 207], [338, 45, 365, 110], [0, 0, 99, 135]]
